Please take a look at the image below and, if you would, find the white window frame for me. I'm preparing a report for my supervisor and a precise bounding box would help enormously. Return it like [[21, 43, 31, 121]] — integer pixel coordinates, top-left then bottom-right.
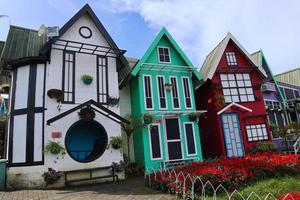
[[225, 52, 237, 66], [181, 76, 193, 109], [245, 124, 269, 142], [156, 75, 168, 110], [143, 75, 154, 110], [157, 46, 171, 63], [163, 117, 184, 161], [183, 122, 198, 156], [170, 76, 181, 109], [148, 123, 163, 161]]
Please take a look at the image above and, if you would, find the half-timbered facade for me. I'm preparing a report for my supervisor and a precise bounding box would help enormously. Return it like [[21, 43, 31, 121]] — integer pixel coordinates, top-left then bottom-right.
[[130, 28, 204, 170], [196, 33, 271, 158], [1, 4, 130, 188]]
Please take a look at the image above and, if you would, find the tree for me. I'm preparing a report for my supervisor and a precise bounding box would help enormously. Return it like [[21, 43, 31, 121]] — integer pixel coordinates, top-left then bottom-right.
[[121, 114, 142, 162]]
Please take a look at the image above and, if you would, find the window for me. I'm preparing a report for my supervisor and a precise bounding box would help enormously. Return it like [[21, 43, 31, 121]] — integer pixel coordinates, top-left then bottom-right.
[[182, 77, 192, 108], [62, 51, 75, 103], [143, 75, 153, 109], [148, 124, 162, 160], [184, 123, 197, 156], [225, 52, 237, 66], [170, 77, 180, 108], [158, 47, 170, 63], [157, 76, 167, 109], [220, 73, 254, 103], [97, 56, 108, 103], [246, 124, 268, 141]]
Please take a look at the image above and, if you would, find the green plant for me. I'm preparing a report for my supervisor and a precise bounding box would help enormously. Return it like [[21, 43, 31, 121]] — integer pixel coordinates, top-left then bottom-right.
[[121, 114, 142, 162], [108, 96, 120, 107], [81, 74, 93, 85], [44, 141, 66, 162], [143, 113, 153, 125], [42, 168, 64, 185], [124, 162, 144, 178], [188, 112, 201, 121], [110, 136, 123, 150], [255, 141, 278, 153]]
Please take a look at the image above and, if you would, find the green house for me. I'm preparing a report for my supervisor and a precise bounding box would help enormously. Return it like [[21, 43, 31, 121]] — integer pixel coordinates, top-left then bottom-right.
[[130, 27, 204, 171]]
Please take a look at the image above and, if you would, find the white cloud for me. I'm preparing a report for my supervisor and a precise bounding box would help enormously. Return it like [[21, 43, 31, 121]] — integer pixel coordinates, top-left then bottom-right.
[[104, 0, 300, 73]]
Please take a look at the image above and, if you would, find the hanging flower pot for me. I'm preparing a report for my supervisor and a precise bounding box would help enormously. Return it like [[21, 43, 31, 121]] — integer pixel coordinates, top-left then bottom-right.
[[108, 96, 120, 107], [78, 106, 95, 120], [81, 74, 93, 85], [47, 89, 63, 102], [164, 83, 173, 91], [188, 112, 201, 121], [143, 113, 153, 125]]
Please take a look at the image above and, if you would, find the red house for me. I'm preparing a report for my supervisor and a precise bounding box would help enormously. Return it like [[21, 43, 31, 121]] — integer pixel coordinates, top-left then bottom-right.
[[196, 33, 271, 158]]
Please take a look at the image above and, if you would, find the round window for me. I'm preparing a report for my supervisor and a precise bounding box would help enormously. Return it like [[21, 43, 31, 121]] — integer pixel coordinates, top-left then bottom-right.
[[65, 120, 107, 163], [79, 26, 92, 39]]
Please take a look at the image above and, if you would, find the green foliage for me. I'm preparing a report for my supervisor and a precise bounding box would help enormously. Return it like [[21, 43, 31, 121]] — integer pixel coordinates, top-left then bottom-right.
[[81, 74, 93, 84], [188, 112, 201, 121], [255, 141, 278, 153], [124, 162, 144, 178], [44, 141, 66, 162], [109, 136, 123, 150], [143, 113, 153, 125]]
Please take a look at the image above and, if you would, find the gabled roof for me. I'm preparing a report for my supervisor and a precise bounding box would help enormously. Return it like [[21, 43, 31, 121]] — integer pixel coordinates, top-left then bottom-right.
[[200, 32, 267, 82], [251, 50, 286, 104], [217, 102, 252, 115], [47, 99, 130, 125], [0, 25, 47, 68], [131, 27, 202, 83]]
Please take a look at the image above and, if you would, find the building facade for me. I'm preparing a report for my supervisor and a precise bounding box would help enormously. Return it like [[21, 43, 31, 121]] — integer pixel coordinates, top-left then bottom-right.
[[1, 4, 131, 188], [130, 28, 204, 170], [196, 33, 271, 159]]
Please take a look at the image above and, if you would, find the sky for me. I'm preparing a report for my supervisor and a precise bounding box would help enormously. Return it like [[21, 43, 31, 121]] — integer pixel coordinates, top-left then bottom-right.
[[1, 0, 300, 74]]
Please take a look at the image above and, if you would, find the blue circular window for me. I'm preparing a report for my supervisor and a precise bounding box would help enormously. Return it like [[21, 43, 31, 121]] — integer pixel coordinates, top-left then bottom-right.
[[65, 120, 108, 163]]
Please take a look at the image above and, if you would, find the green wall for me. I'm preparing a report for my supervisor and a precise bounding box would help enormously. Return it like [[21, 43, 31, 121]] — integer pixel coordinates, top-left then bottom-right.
[[130, 30, 203, 170]]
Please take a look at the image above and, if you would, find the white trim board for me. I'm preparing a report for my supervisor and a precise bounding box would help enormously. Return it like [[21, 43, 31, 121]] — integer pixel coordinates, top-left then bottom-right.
[[217, 102, 252, 115]]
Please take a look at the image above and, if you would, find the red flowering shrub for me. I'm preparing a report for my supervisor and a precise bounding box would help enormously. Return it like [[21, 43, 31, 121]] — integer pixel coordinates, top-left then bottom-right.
[[146, 153, 300, 196], [277, 192, 300, 200]]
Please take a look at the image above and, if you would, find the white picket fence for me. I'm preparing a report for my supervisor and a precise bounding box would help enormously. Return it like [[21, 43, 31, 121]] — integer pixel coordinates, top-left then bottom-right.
[[144, 168, 296, 200]]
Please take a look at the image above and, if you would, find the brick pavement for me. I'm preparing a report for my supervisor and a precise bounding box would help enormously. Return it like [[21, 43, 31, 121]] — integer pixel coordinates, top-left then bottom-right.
[[0, 177, 175, 200]]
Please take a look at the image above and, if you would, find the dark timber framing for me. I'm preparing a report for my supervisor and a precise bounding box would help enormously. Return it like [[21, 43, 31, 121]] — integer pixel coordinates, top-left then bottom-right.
[[47, 99, 130, 125], [62, 50, 75, 104], [97, 55, 109, 104], [8, 63, 46, 167]]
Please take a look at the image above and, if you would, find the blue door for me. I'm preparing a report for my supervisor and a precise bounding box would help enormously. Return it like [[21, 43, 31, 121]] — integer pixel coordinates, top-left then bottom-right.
[[221, 113, 245, 157]]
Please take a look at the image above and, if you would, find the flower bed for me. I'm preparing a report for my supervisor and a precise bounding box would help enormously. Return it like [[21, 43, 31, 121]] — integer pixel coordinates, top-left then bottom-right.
[[278, 192, 300, 200], [145, 153, 300, 196]]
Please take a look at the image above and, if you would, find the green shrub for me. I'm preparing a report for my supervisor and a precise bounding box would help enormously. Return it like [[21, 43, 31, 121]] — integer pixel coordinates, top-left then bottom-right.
[[110, 136, 123, 150], [255, 141, 278, 153]]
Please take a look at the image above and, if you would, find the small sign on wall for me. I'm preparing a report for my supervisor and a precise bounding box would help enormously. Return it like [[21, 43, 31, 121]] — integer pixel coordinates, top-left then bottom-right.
[[51, 131, 62, 138]]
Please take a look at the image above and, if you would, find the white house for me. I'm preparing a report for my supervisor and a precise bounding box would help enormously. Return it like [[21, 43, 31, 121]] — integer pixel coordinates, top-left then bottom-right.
[[0, 4, 131, 188]]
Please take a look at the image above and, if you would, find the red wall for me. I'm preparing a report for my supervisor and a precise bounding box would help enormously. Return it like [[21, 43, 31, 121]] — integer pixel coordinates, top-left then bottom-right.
[[196, 40, 271, 158]]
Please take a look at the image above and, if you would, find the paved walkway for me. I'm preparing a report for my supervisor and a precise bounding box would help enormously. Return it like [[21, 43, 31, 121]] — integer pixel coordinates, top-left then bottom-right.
[[0, 177, 175, 200]]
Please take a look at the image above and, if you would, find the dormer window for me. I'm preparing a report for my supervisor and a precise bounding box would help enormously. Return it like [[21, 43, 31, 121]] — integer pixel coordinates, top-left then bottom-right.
[[225, 52, 237, 66], [158, 47, 170, 63]]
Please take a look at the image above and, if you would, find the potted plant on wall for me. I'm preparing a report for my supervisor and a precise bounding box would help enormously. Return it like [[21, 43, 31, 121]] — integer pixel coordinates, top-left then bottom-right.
[[44, 140, 66, 163], [164, 83, 173, 91], [78, 106, 95, 120], [47, 89, 63, 102], [108, 96, 120, 107], [188, 112, 202, 121], [143, 113, 153, 125], [109, 136, 123, 150], [81, 74, 93, 85]]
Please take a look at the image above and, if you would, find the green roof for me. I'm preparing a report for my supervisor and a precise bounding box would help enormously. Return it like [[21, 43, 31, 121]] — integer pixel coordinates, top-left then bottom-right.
[[0, 25, 47, 67], [131, 27, 202, 86]]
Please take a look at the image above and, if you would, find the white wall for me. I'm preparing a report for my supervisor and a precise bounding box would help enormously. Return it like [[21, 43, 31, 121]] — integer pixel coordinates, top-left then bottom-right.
[[14, 66, 29, 109]]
